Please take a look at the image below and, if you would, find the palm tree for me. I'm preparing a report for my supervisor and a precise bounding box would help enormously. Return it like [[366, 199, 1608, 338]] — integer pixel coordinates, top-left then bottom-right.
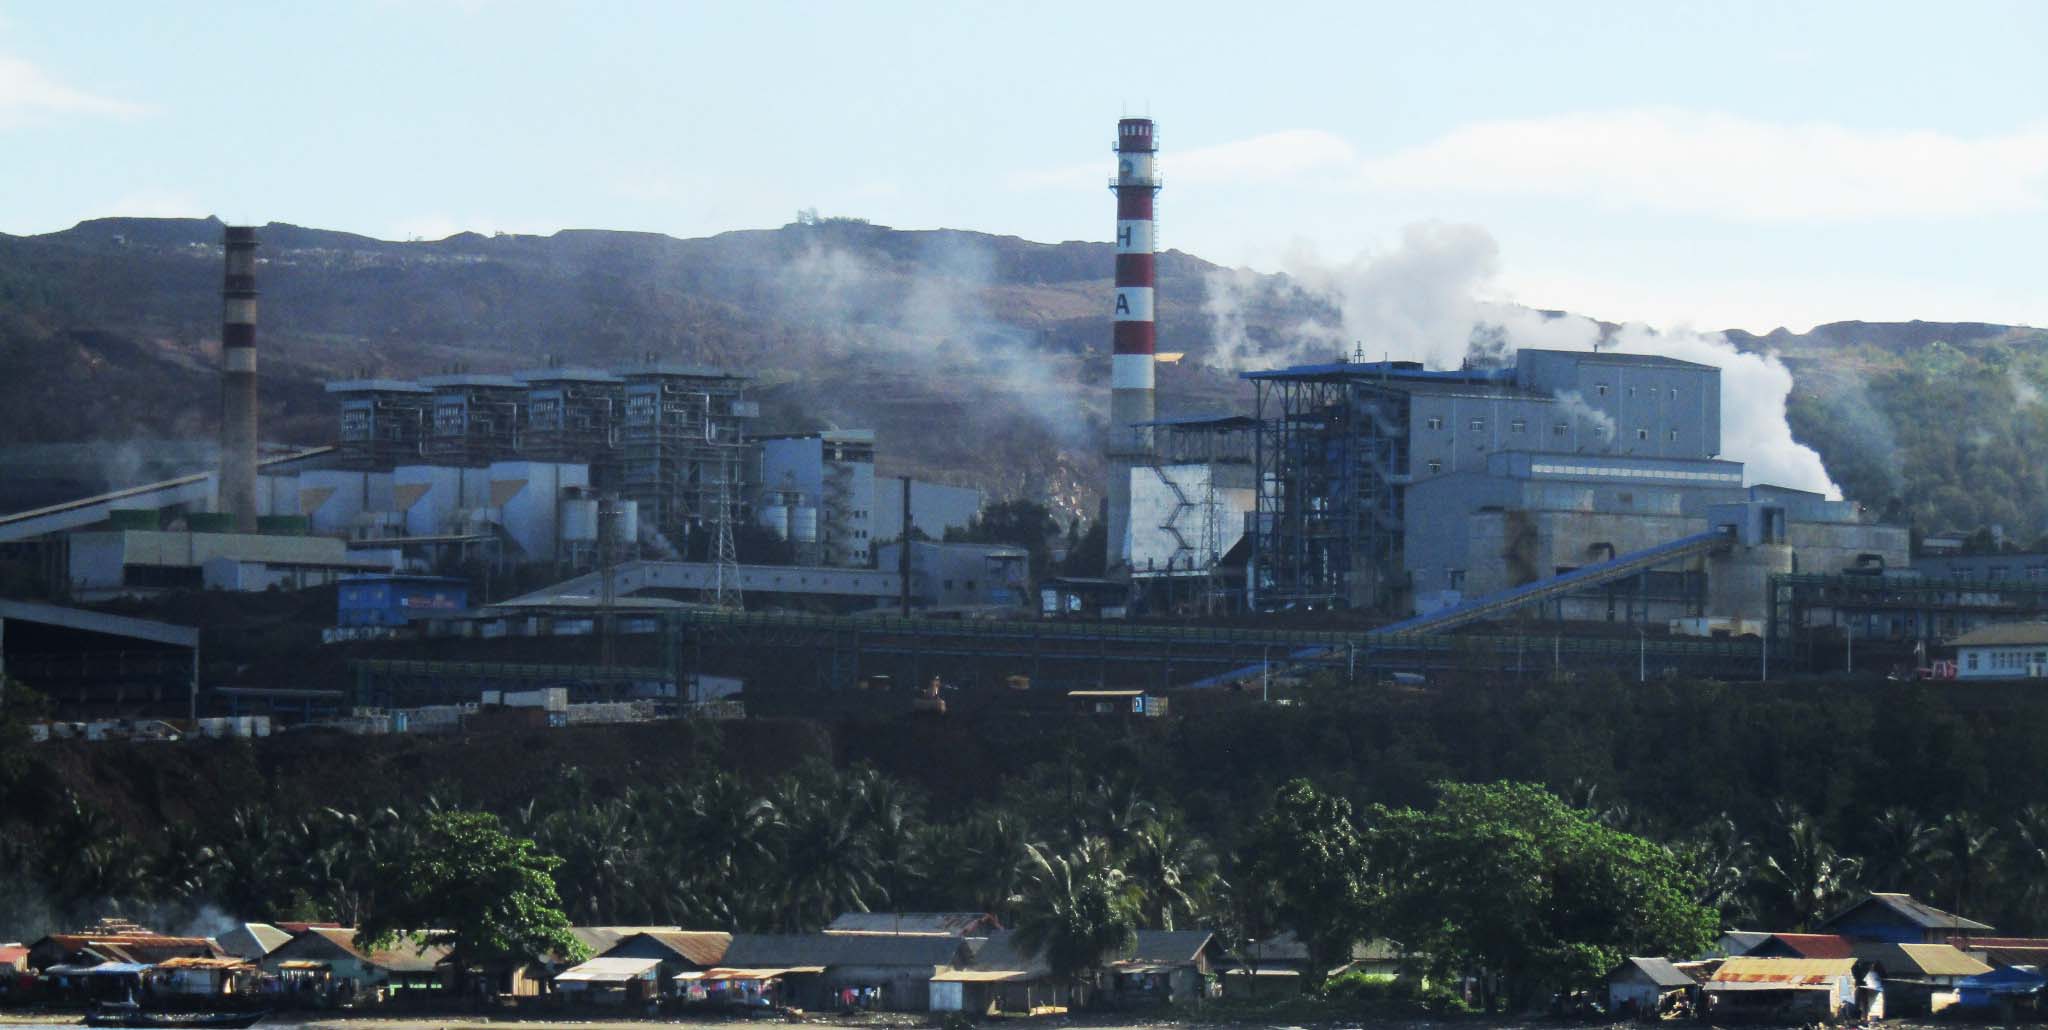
[[1862, 807, 1937, 896], [769, 776, 882, 931], [1011, 838, 1139, 1006], [1679, 813, 1754, 926], [1124, 816, 1220, 931], [1935, 812, 1999, 924], [1756, 805, 1861, 930], [2008, 806, 2048, 932]]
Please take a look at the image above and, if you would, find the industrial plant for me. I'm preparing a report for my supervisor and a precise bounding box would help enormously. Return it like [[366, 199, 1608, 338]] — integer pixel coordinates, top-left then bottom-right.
[[4, 116, 2048, 737]]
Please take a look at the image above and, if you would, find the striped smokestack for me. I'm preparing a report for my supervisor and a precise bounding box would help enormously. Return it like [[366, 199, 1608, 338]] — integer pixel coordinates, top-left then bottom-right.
[[1105, 117, 1159, 574], [219, 225, 259, 530]]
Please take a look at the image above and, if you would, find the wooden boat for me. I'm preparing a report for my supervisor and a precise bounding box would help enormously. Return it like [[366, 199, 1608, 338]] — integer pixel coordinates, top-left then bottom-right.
[[85, 1003, 266, 1029]]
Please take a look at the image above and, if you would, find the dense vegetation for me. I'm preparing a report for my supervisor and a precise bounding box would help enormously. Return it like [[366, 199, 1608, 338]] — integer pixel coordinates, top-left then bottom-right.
[[9, 671, 2048, 1006]]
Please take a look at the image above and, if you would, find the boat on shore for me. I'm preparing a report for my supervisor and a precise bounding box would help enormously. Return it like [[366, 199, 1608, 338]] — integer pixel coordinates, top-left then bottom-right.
[[84, 1002, 266, 1029]]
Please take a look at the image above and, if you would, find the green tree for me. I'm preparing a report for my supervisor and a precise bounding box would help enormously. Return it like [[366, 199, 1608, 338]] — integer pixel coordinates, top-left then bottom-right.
[[1373, 781, 1718, 1011], [1237, 778, 1374, 992], [357, 810, 584, 971], [1755, 804, 1860, 931], [1011, 838, 1139, 1003], [1861, 807, 1937, 896]]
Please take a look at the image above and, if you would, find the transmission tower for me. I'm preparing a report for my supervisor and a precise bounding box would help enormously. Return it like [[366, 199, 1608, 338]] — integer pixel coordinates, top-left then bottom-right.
[[709, 446, 743, 610]]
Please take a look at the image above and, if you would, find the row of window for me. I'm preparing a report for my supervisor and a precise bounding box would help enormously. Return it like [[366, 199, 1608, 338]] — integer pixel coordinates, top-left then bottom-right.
[[1422, 415, 1677, 442], [1966, 650, 2048, 671], [1528, 463, 1743, 483], [1593, 383, 1682, 400]]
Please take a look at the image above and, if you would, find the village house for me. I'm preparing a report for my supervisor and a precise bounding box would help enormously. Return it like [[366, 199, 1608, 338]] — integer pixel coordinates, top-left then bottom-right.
[[1948, 622, 2048, 679], [472, 925, 687, 998], [571, 930, 730, 1002], [1853, 942, 1993, 1016], [257, 927, 451, 1001], [1107, 930, 1215, 1007], [1604, 956, 1700, 1018], [551, 956, 664, 1006], [1212, 932, 1405, 998], [26, 921, 225, 1005], [713, 932, 967, 1012], [0, 944, 27, 1002], [1703, 957, 1882, 1021], [1820, 892, 1994, 945], [212, 923, 293, 962], [930, 931, 1061, 1016], [151, 956, 257, 999]]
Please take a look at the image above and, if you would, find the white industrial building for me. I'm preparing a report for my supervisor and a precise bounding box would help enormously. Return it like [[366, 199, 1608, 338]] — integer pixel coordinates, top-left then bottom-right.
[[1949, 623, 2048, 680], [757, 430, 985, 569]]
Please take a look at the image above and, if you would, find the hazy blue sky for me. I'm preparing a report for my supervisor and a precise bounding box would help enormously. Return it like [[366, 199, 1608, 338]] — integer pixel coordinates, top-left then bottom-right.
[[4, 1, 2046, 332]]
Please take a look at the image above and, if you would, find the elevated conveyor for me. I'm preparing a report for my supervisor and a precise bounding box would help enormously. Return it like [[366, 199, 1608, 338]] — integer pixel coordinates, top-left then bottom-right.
[[1189, 527, 1733, 688]]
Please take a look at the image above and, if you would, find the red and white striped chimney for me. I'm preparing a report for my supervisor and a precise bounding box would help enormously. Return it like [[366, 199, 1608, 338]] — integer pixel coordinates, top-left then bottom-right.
[[1105, 117, 1159, 573]]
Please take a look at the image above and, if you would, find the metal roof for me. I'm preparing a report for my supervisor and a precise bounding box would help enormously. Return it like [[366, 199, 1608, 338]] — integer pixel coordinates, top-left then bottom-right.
[[271, 927, 451, 973], [1616, 956, 1698, 989], [554, 956, 662, 982], [961, 931, 1050, 977], [1766, 933, 1856, 959], [1855, 943, 1993, 978], [1125, 930, 1213, 965], [722, 933, 963, 968], [1824, 892, 1995, 932], [0, 599, 198, 648], [1135, 414, 1259, 430], [1948, 622, 2048, 648], [1708, 957, 1856, 986], [606, 931, 732, 967]]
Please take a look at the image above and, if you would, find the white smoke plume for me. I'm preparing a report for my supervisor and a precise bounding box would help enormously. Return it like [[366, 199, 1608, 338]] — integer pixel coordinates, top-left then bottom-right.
[[1551, 390, 1616, 441], [1202, 221, 1840, 497]]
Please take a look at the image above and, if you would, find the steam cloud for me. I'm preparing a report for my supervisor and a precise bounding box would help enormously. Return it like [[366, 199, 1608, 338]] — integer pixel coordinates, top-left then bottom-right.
[[1202, 222, 1841, 498]]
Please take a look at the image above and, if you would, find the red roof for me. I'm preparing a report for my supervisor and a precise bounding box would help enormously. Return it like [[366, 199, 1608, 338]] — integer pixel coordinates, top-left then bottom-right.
[[0, 946, 27, 968], [1771, 934, 1855, 959], [1956, 936, 2048, 949]]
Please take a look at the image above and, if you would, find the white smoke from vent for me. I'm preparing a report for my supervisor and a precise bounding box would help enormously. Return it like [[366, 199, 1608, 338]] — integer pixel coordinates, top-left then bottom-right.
[[1551, 390, 1616, 441], [1202, 221, 1840, 498]]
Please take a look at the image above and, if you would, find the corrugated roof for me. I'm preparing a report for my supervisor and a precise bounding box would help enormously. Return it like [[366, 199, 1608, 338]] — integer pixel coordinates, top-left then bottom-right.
[[1709, 957, 1856, 986], [961, 931, 1050, 977], [282, 927, 451, 973], [156, 957, 251, 971], [554, 956, 662, 983], [1769, 933, 1856, 959], [1717, 931, 1772, 957], [1856, 943, 1993, 978], [611, 931, 732, 967], [824, 913, 998, 938], [932, 969, 1037, 983], [567, 926, 682, 955], [1619, 957, 1697, 989], [1825, 892, 1995, 933], [723, 933, 964, 968], [1949, 623, 2048, 647], [1124, 930, 1213, 965]]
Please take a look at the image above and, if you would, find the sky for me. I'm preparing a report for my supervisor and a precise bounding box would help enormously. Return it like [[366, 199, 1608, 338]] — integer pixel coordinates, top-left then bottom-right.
[[3, 0, 2047, 334]]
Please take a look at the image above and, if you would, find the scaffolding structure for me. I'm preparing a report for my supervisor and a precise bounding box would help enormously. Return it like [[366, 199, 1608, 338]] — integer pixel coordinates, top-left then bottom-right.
[[1247, 368, 1409, 611], [619, 364, 756, 552], [328, 380, 432, 470], [1131, 416, 1257, 614], [420, 374, 525, 466], [520, 366, 624, 486]]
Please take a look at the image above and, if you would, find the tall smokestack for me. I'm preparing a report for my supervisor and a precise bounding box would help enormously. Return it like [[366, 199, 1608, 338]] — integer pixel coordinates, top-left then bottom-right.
[[219, 225, 259, 530], [1106, 117, 1159, 574]]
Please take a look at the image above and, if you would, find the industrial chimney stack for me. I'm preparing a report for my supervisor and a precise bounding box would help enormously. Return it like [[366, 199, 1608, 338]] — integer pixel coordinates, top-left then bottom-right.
[[219, 225, 260, 529], [1105, 118, 1159, 574]]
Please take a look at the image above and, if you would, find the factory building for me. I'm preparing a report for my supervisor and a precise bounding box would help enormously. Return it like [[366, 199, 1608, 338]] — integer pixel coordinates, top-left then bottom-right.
[[619, 364, 756, 553], [873, 476, 982, 543], [757, 431, 876, 566], [1148, 348, 1914, 624]]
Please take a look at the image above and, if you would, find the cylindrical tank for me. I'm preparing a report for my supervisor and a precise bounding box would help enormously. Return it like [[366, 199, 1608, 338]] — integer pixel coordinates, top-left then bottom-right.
[[1708, 543, 1795, 623], [790, 506, 820, 544], [613, 500, 638, 543], [561, 498, 599, 542]]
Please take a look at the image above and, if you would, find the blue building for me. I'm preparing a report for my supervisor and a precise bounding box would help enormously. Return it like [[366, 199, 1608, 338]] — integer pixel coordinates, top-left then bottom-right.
[[337, 574, 471, 627]]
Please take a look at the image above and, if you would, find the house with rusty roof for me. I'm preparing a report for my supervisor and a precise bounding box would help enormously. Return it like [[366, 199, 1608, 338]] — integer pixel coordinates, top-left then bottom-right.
[[1745, 932, 1857, 959], [27, 925, 223, 972], [257, 927, 451, 998], [1820, 892, 1994, 945], [583, 931, 732, 1000], [468, 925, 691, 998], [823, 913, 1001, 938], [1955, 935, 2048, 968], [1703, 957, 1883, 1021]]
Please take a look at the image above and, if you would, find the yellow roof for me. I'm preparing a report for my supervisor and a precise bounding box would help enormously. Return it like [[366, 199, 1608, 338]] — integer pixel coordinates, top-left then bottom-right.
[[1710, 957, 1855, 985], [699, 966, 825, 981], [1857, 943, 1993, 978], [932, 969, 1037, 983]]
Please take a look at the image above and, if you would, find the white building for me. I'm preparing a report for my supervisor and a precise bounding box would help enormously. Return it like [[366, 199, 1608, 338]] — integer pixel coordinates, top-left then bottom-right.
[[1949, 622, 2048, 679], [758, 431, 875, 566]]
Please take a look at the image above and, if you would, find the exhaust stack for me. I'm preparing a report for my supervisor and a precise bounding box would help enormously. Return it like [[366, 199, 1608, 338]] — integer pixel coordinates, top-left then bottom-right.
[[1106, 118, 1159, 573], [219, 225, 259, 530]]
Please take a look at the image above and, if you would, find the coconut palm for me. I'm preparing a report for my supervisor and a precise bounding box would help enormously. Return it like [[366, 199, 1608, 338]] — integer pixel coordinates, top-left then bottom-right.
[[1756, 805, 1861, 930], [2007, 806, 2048, 932], [1011, 838, 1139, 1004], [1935, 811, 1999, 924], [769, 776, 883, 931], [1678, 813, 1754, 926], [1862, 807, 1938, 896], [1125, 815, 1221, 930]]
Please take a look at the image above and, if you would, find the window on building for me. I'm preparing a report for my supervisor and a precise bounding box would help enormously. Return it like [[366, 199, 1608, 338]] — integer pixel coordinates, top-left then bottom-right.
[[1426, 415, 1444, 430], [1510, 418, 1526, 433], [1668, 429, 1679, 442], [1449, 570, 1465, 589], [944, 579, 954, 589], [1636, 428, 1649, 441], [1627, 386, 1636, 397], [1469, 417, 1485, 431], [1595, 383, 1609, 395], [1426, 460, 1443, 474], [1669, 387, 1679, 399], [1553, 422, 1569, 436], [1967, 652, 1978, 671]]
